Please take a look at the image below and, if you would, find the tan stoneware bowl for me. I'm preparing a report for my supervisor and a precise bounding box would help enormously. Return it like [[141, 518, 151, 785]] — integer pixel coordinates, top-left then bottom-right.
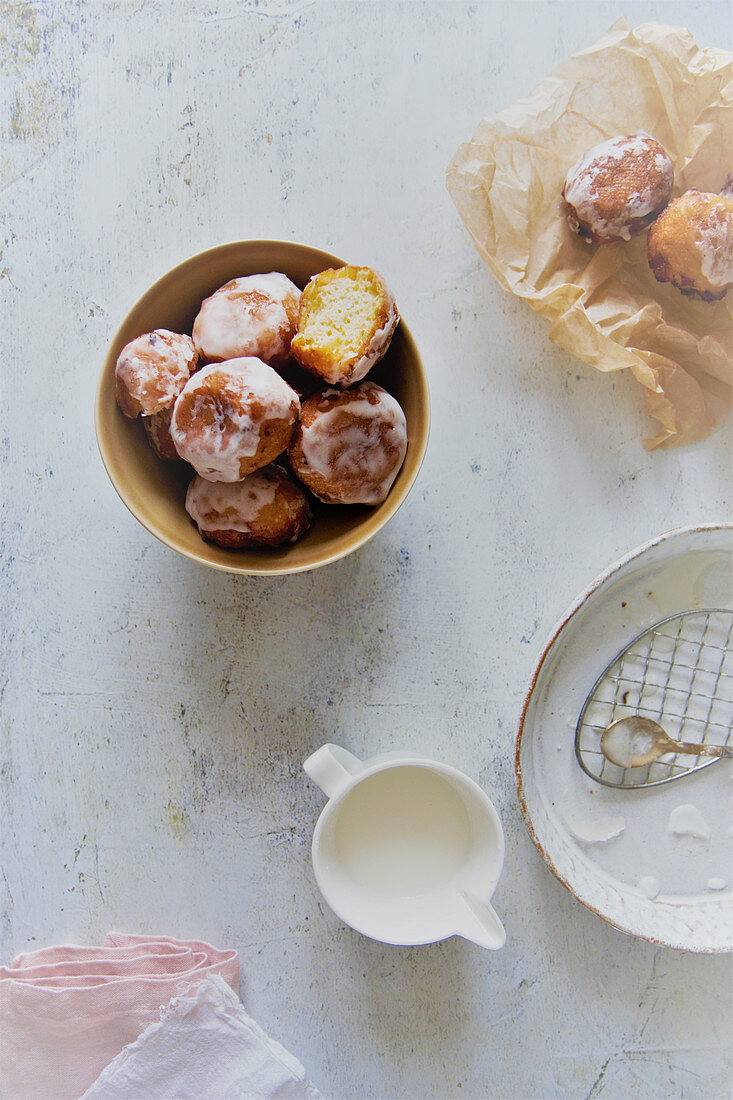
[[96, 240, 430, 575]]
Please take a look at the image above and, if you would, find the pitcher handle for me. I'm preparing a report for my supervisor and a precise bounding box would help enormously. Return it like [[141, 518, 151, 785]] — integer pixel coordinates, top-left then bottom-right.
[[303, 743, 364, 800]]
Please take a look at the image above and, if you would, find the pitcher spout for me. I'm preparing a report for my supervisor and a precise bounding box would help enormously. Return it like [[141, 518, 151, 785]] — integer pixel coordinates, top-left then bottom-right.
[[456, 889, 506, 950]]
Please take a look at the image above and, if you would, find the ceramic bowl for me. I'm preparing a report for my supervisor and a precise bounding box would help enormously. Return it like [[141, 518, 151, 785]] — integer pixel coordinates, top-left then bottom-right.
[[95, 240, 430, 575], [516, 523, 733, 952]]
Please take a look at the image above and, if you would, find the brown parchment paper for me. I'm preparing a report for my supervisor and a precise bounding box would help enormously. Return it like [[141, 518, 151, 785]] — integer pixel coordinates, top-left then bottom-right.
[[447, 20, 733, 449]]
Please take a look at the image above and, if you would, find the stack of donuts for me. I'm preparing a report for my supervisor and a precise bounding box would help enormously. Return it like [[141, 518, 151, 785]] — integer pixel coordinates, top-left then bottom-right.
[[115, 265, 408, 549], [562, 131, 733, 302]]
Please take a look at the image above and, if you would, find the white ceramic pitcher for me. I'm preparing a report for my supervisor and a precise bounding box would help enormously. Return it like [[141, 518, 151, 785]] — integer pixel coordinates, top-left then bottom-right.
[[303, 744, 506, 949]]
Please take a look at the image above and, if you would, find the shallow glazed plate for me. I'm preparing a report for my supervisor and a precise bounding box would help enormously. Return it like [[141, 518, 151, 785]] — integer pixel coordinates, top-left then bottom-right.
[[96, 240, 430, 575], [516, 524, 733, 952]]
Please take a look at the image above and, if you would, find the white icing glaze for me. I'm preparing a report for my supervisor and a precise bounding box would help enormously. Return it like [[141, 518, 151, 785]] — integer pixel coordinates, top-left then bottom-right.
[[638, 876, 661, 900], [193, 273, 301, 363], [170, 357, 299, 482], [186, 469, 279, 533], [186, 467, 307, 544], [668, 803, 711, 842], [696, 208, 733, 287], [115, 329, 197, 416], [561, 808, 625, 845], [707, 878, 727, 891], [299, 382, 407, 505], [564, 132, 673, 240]]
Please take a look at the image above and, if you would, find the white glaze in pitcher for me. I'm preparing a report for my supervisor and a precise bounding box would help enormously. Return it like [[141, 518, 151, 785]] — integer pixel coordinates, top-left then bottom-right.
[[303, 744, 506, 949]]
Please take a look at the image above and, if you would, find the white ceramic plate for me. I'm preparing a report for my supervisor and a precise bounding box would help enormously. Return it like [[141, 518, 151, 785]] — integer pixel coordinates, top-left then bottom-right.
[[516, 524, 733, 952]]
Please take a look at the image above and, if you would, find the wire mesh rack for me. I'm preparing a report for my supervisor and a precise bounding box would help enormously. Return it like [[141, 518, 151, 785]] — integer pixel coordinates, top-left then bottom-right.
[[575, 609, 733, 789]]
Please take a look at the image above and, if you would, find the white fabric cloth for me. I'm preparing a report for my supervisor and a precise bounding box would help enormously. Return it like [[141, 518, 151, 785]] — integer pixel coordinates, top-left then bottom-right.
[[81, 974, 323, 1100]]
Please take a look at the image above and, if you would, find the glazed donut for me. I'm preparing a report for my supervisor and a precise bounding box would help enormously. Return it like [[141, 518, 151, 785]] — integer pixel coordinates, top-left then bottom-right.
[[185, 464, 312, 548], [647, 190, 733, 301], [115, 330, 198, 418], [287, 381, 407, 505], [142, 406, 183, 462], [291, 265, 399, 387], [170, 357, 300, 482], [563, 132, 674, 244], [193, 273, 301, 364]]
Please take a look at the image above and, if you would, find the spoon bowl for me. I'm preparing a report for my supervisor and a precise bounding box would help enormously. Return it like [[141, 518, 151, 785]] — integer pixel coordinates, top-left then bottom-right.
[[601, 716, 733, 770]]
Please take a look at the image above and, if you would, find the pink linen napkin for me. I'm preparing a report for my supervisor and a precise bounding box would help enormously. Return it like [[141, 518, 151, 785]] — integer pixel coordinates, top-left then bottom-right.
[[0, 933, 239, 1100]]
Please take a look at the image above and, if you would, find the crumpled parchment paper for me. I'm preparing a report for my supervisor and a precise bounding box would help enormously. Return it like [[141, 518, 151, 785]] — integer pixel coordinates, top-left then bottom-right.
[[447, 20, 733, 449]]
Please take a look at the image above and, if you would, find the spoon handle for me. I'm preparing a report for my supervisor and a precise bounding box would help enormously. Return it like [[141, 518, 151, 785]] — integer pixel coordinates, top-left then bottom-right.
[[675, 741, 733, 759]]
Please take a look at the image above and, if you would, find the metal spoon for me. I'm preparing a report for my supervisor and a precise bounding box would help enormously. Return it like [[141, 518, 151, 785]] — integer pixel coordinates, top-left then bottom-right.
[[601, 716, 733, 769]]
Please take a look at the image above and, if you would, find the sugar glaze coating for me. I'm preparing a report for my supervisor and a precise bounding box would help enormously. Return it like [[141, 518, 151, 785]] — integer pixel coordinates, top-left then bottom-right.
[[115, 330, 198, 418], [170, 357, 300, 482], [193, 273, 301, 364], [563, 132, 674, 243], [185, 464, 312, 548], [288, 381, 407, 505]]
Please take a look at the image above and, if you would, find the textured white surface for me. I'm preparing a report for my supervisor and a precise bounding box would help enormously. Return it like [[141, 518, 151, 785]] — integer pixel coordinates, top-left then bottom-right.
[[1, 2, 732, 1098]]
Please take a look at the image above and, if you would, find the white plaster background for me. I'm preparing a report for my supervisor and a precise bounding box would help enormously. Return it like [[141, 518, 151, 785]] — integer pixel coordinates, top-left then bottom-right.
[[1, 1, 731, 1097]]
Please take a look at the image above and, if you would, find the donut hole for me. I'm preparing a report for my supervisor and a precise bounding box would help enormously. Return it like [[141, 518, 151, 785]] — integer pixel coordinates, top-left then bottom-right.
[[291, 266, 398, 386], [301, 270, 384, 358]]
